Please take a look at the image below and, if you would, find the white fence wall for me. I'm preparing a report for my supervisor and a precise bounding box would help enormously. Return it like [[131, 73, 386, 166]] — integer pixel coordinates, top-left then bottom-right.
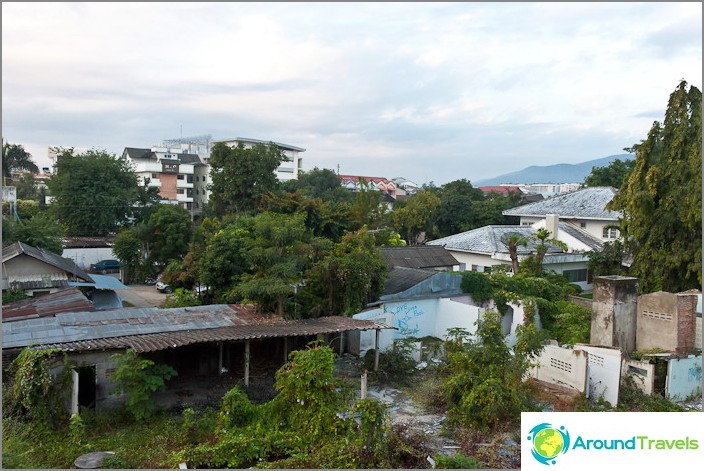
[[434, 296, 482, 340], [623, 359, 655, 395], [530, 344, 588, 392], [574, 345, 622, 406], [666, 355, 702, 401]]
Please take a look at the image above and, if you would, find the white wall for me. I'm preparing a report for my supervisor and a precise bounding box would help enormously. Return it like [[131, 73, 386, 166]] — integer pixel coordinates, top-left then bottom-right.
[[434, 296, 482, 339], [666, 355, 702, 402], [62, 248, 116, 269], [444, 250, 507, 272], [530, 345, 588, 392], [623, 359, 655, 395], [574, 345, 622, 406]]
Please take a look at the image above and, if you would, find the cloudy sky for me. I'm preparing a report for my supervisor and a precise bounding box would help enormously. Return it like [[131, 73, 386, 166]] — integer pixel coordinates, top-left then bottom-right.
[[2, 2, 701, 185]]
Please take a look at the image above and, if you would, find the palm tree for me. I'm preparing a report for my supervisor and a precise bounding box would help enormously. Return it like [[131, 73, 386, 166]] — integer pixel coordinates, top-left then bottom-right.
[[503, 233, 529, 274], [2, 143, 39, 185], [532, 227, 568, 266]]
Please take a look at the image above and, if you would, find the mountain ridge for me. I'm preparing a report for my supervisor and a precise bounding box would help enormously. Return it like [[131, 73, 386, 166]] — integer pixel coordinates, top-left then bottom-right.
[[475, 154, 634, 186]]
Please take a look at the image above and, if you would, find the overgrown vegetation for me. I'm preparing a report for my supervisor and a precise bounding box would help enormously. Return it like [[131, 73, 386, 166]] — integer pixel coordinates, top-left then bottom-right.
[[108, 349, 178, 421]]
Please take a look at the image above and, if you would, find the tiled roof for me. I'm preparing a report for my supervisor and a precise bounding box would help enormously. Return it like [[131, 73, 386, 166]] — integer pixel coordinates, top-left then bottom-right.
[[381, 246, 459, 269], [559, 223, 604, 251], [2, 242, 94, 283], [2, 304, 393, 352], [2, 287, 96, 322], [427, 225, 566, 255], [478, 186, 522, 194], [177, 153, 202, 165], [338, 175, 394, 185], [383, 267, 436, 296], [502, 186, 621, 220], [123, 147, 153, 160], [62, 236, 115, 248]]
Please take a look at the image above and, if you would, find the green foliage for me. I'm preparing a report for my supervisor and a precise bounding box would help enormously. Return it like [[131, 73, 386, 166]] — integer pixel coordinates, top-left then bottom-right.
[[144, 204, 193, 267], [218, 386, 258, 430], [113, 228, 143, 283], [583, 158, 636, 188], [209, 141, 285, 216], [434, 453, 485, 469], [161, 288, 202, 308], [363, 339, 418, 382], [199, 221, 250, 301], [350, 178, 387, 229], [586, 239, 628, 277], [607, 80, 702, 292], [3, 199, 41, 219], [2, 288, 31, 304], [3, 348, 69, 423], [2, 212, 64, 254], [391, 189, 441, 244], [551, 301, 591, 345], [283, 167, 354, 203], [460, 271, 494, 304], [108, 349, 177, 422], [47, 148, 140, 236], [442, 311, 544, 431], [2, 142, 38, 182]]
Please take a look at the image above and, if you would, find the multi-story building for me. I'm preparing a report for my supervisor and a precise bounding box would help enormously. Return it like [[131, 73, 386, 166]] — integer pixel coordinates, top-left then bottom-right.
[[122, 145, 205, 216], [212, 137, 305, 182]]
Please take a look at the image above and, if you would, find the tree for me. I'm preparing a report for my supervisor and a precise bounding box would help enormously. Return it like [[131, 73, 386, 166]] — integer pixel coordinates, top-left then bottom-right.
[[2, 143, 38, 184], [586, 240, 628, 277], [209, 141, 285, 216], [350, 178, 387, 229], [301, 227, 388, 317], [144, 204, 193, 268], [607, 80, 702, 292], [502, 233, 529, 274], [433, 179, 483, 237], [390, 189, 440, 244], [583, 158, 636, 188], [199, 220, 251, 302], [2, 213, 64, 254], [47, 149, 140, 236], [233, 212, 309, 316], [532, 228, 568, 267], [283, 167, 354, 203], [15, 173, 40, 201], [113, 228, 144, 283]]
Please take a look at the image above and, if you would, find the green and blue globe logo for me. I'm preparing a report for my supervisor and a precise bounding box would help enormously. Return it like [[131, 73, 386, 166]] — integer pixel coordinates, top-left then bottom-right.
[[527, 423, 571, 465]]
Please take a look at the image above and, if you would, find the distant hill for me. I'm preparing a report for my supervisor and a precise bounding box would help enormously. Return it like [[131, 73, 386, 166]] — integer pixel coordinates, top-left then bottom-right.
[[475, 154, 634, 186]]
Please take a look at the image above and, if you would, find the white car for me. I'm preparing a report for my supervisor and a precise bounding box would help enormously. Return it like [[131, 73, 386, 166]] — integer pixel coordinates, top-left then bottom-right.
[[156, 281, 172, 294]]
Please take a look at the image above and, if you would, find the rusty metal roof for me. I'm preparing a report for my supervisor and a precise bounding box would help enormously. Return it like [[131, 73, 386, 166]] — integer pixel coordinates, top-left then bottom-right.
[[3, 304, 393, 353], [2, 287, 96, 322]]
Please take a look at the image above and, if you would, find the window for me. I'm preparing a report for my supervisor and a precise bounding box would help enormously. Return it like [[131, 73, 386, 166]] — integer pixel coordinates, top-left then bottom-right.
[[177, 189, 185, 195], [580, 222, 587, 228], [602, 227, 620, 239], [187, 175, 194, 183], [563, 269, 588, 283], [151, 173, 159, 179], [177, 174, 185, 180], [186, 189, 193, 197]]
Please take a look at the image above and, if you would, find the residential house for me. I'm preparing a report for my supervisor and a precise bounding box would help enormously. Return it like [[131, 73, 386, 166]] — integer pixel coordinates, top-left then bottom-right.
[[2, 304, 391, 413], [380, 245, 460, 272], [427, 215, 604, 290], [2, 241, 95, 297], [502, 186, 622, 242], [391, 177, 420, 196], [213, 137, 305, 182], [61, 236, 116, 270], [337, 175, 401, 199]]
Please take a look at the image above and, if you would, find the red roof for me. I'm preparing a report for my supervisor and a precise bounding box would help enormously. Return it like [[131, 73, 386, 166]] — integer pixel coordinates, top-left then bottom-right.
[[478, 185, 521, 195], [338, 174, 393, 185], [2, 287, 95, 322]]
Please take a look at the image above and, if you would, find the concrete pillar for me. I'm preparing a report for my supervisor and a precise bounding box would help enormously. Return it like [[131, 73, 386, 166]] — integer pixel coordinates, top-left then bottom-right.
[[361, 371, 368, 399], [374, 329, 380, 371], [591, 276, 638, 354], [545, 214, 559, 239], [339, 332, 345, 356], [71, 369, 79, 415], [244, 341, 250, 387], [676, 292, 698, 353]]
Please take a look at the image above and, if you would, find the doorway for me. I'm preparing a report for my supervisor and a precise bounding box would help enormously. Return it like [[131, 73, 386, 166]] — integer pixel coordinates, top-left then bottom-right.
[[77, 366, 96, 410]]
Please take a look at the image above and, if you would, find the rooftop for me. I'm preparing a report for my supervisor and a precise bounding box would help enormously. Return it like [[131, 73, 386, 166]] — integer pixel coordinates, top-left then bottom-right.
[[213, 137, 306, 153], [502, 186, 621, 220], [2, 241, 94, 283], [427, 225, 568, 255], [380, 245, 459, 269]]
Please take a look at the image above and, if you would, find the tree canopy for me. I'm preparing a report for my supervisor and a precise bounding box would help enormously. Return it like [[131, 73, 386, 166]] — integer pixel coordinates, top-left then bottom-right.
[[607, 80, 702, 292], [47, 149, 140, 236], [583, 158, 636, 188], [2, 143, 38, 184]]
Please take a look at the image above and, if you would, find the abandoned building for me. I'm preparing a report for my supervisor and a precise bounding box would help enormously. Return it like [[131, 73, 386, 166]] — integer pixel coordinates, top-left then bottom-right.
[[2, 303, 393, 413]]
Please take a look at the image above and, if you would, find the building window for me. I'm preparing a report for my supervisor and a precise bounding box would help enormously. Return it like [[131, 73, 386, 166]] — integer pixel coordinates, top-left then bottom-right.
[[186, 189, 193, 197], [187, 175, 194, 183], [563, 269, 588, 283], [602, 227, 620, 239], [151, 173, 159, 179], [177, 174, 185, 180], [580, 222, 587, 228], [177, 189, 185, 195]]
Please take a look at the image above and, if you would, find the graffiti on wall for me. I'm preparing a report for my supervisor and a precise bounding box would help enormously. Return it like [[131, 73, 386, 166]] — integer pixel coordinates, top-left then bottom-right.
[[390, 303, 425, 336]]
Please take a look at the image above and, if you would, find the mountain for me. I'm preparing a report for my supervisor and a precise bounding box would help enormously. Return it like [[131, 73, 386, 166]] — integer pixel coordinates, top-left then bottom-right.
[[475, 154, 634, 186]]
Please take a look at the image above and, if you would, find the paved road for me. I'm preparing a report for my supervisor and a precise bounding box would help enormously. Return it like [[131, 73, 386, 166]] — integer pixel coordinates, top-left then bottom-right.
[[116, 284, 168, 308]]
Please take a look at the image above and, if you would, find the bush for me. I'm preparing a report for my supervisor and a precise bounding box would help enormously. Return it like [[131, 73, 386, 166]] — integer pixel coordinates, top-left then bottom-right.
[[435, 453, 485, 469], [363, 339, 418, 382], [108, 349, 177, 422], [218, 387, 258, 430]]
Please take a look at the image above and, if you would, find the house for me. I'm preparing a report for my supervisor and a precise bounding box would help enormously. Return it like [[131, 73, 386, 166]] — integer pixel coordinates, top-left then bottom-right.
[[61, 236, 116, 270], [213, 137, 305, 182], [351, 268, 535, 355], [391, 177, 420, 196], [502, 186, 622, 242], [427, 215, 604, 290], [122, 146, 206, 216], [380, 245, 460, 271], [477, 185, 522, 196], [2, 304, 391, 413], [337, 175, 401, 198], [2, 241, 95, 297]]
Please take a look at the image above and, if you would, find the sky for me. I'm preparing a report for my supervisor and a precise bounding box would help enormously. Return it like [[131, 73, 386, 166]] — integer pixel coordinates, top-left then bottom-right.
[[2, 2, 701, 186]]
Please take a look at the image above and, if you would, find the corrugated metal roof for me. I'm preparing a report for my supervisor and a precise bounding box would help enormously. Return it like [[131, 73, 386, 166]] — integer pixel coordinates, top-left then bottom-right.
[[3, 241, 94, 282], [3, 304, 393, 352], [502, 186, 621, 220], [70, 274, 128, 290], [381, 246, 459, 269], [383, 267, 436, 295], [8, 273, 70, 290], [28, 316, 391, 354], [2, 287, 96, 322], [62, 236, 115, 248]]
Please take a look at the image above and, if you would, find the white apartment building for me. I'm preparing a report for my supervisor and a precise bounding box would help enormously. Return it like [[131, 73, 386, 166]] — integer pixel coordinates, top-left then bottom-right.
[[212, 137, 305, 182]]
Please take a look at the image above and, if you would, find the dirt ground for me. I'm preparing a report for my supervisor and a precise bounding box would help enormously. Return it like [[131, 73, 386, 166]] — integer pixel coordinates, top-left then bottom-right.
[[116, 283, 168, 308]]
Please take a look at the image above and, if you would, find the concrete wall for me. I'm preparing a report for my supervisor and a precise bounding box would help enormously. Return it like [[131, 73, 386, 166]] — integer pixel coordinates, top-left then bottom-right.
[[590, 276, 638, 354], [623, 359, 655, 395], [62, 248, 116, 270], [574, 345, 622, 406], [4, 256, 65, 277], [636, 292, 698, 353], [434, 296, 482, 340], [352, 308, 395, 355], [568, 295, 593, 310], [665, 355, 702, 402], [444, 250, 504, 272], [530, 345, 588, 392]]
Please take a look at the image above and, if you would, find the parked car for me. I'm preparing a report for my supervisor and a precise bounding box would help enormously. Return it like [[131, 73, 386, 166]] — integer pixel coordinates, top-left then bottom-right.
[[155, 275, 172, 294], [89, 259, 121, 274]]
